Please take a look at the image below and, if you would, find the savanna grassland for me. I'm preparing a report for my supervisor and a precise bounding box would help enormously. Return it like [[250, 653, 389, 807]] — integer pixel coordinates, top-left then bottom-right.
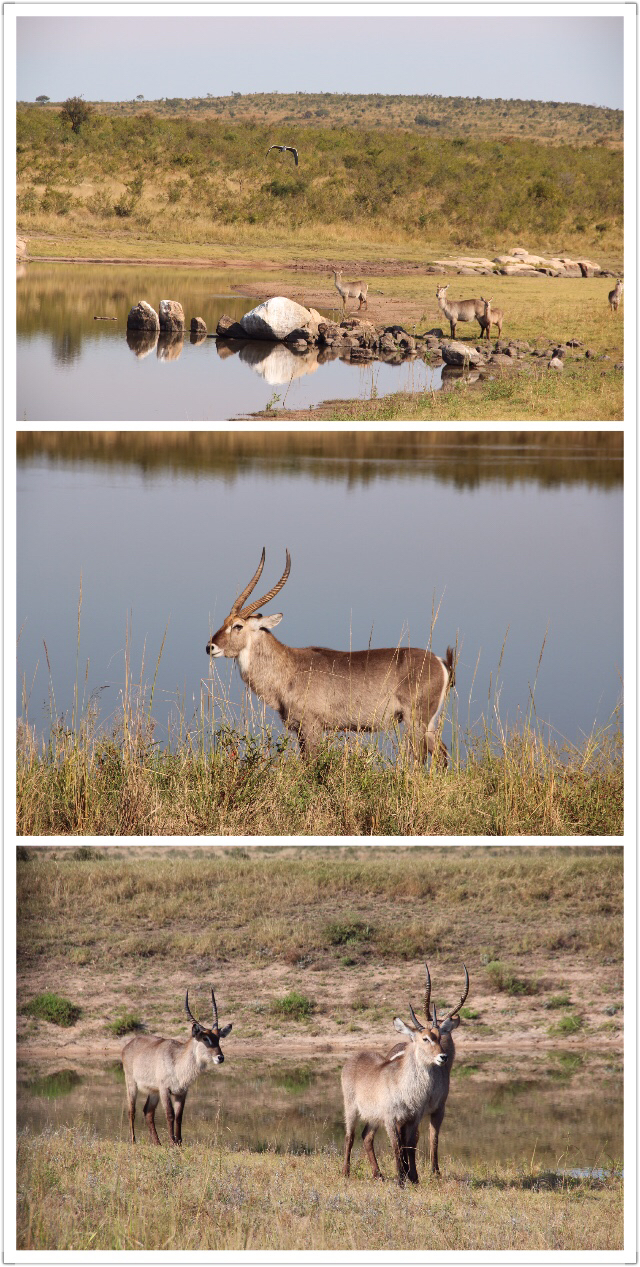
[[16, 846, 624, 1252]]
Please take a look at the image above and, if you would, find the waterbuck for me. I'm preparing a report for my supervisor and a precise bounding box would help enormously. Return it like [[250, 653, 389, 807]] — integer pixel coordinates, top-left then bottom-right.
[[122, 989, 232, 1145], [342, 963, 469, 1184], [608, 278, 623, 312], [478, 296, 504, 342], [435, 284, 484, 339], [333, 269, 368, 313], [206, 549, 455, 764]]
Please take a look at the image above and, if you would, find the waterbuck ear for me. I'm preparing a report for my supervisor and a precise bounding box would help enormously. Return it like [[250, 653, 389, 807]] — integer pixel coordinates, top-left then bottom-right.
[[393, 1017, 413, 1036], [258, 613, 282, 630], [219, 1023, 232, 1038], [439, 1016, 461, 1034]]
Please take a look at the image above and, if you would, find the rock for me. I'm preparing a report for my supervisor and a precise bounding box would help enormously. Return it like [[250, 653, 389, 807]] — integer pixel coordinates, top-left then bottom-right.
[[127, 301, 160, 331], [240, 296, 318, 342], [490, 353, 516, 366], [159, 299, 185, 331], [549, 357, 564, 371], [441, 341, 487, 367], [190, 316, 207, 334], [216, 314, 246, 339]]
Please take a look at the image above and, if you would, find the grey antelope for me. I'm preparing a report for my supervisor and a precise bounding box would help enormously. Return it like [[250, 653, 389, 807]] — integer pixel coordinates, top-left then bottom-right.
[[608, 278, 623, 312], [435, 284, 484, 339], [342, 963, 469, 1184], [333, 269, 368, 313], [206, 549, 455, 764], [122, 989, 232, 1145], [478, 296, 504, 341]]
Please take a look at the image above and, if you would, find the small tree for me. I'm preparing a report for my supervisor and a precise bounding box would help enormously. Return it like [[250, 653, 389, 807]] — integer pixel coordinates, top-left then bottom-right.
[[60, 95, 92, 135], [35, 95, 50, 105]]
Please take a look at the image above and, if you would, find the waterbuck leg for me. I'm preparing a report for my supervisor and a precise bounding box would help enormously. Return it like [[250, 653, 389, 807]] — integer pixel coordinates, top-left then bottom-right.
[[173, 1094, 186, 1144], [429, 1105, 446, 1175], [161, 1088, 178, 1145], [342, 1123, 356, 1177], [390, 1123, 408, 1186], [362, 1124, 383, 1180], [127, 1096, 136, 1144], [143, 1094, 161, 1145], [401, 1123, 420, 1184]]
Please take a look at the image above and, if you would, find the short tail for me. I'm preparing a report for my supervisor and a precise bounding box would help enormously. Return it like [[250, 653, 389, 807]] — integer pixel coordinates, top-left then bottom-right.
[[445, 646, 456, 689]]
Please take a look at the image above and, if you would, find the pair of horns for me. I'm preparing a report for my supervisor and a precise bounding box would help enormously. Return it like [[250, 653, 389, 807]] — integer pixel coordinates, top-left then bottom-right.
[[229, 548, 291, 621], [408, 963, 469, 1030], [185, 987, 219, 1031]]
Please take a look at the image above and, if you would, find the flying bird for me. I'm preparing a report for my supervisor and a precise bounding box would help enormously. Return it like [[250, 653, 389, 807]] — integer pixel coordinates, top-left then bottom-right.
[[266, 144, 299, 167]]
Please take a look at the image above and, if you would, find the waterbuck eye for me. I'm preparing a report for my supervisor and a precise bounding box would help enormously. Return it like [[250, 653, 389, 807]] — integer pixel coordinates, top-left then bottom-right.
[[232, 623, 242, 632]]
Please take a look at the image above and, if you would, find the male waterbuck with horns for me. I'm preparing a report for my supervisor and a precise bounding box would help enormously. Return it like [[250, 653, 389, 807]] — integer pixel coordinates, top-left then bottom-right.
[[342, 963, 469, 1184], [206, 550, 455, 764], [122, 988, 232, 1145]]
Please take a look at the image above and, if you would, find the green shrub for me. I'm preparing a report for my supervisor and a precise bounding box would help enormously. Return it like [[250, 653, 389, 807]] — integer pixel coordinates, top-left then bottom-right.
[[23, 992, 81, 1027], [270, 991, 314, 1021], [486, 961, 538, 996], [106, 1012, 142, 1037]]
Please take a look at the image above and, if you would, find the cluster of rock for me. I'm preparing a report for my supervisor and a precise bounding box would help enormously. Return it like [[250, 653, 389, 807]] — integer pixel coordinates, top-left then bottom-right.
[[214, 297, 620, 376], [127, 299, 207, 336], [427, 246, 614, 279]]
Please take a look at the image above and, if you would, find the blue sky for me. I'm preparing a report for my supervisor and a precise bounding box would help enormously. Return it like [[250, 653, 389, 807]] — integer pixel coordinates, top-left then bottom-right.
[[16, 11, 624, 109]]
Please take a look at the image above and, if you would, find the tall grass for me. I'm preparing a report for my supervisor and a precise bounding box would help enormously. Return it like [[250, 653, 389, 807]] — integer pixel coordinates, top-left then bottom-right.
[[15, 1127, 623, 1252]]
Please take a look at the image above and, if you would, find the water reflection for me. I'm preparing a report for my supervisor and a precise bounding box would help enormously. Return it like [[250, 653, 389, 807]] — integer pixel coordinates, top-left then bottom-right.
[[16, 1057, 622, 1168]]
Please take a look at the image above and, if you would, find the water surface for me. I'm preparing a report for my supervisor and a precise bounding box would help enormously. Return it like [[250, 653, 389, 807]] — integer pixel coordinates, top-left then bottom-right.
[[16, 439, 623, 754], [17, 263, 442, 420]]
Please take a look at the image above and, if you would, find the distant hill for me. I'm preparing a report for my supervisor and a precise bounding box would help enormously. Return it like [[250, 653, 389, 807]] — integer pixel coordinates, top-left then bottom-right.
[[23, 92, 623, 149]]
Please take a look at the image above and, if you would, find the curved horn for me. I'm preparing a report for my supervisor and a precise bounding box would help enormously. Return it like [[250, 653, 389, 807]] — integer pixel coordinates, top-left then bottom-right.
[[409, 1003, 425, 1031], [424, 962, 432, 1024], [185, 989, 201, 1028], [238, 549, 291, 620], [211, 987, 219, 1031], [230, 548, 266, 617], [442, 964, 470, 1022]]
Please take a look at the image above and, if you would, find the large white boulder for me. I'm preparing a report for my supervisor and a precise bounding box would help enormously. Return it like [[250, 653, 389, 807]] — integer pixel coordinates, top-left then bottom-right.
[[240, 296, 319, 342]]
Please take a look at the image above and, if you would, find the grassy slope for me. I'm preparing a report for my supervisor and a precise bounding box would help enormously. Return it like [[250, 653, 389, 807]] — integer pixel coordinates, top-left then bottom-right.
[[16, 846, 624, 1252]]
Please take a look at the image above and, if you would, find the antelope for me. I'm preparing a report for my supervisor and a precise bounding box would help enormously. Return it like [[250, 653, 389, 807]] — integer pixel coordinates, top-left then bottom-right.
[[435, 284, 484, 339], [608, 278, 623, 312], [478, 296, 504, 341], [333, 269, 368, 313], [342, 963, 469, 1185], [206, 549, 455, 765], [122, 988, 232, 1145]]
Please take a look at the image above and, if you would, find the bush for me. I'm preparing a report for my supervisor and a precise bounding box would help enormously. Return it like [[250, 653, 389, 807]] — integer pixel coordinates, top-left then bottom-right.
[[270, 991, 314, 1021], [23, 992, 81, 1027], [107, 1012, 142, 1037], [486, 961, 538, 996]]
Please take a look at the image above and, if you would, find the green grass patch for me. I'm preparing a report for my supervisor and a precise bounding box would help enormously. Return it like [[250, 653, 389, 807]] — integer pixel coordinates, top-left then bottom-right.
[[270, 992, 315, 1021], [105, 1011, 142, 1037], [548, 1013, 584, 1036], [486, 961, 539, 996], [22, 992, 81, 1027]]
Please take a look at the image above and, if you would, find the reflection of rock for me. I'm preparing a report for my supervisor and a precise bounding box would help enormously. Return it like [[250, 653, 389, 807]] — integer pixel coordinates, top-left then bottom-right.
[[127, 301, 160, 331], [190, 329, 208, 346], [215, 339, 243, 360], [157, 332, 183, 362], [238, 341, 320, 385], [159, 299, 184, 331], [240, 296, 321, 341], [126, 328, 159, 358]]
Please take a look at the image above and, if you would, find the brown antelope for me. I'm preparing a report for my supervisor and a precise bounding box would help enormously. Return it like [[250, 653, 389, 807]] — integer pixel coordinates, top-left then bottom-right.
[[122, 989, 232, 1145], [206, 550, 455, 765], [608, 279, 623, 312], [333, 269, 368, 313], [435, 284, 484, 339], [478, 296, 504, 341], [342, 963, 469, 1184]]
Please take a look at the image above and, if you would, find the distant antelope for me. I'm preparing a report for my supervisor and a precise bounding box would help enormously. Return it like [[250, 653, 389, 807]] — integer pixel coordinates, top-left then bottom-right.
[[206, 549, 455, 765], [122, 989, 232, 1145], [342, 963, 469, 1184], [608, 279, 623, 312], [333, 269, 368, 313], [435, 284, 484, 339], [478, 296, 503, 341]]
